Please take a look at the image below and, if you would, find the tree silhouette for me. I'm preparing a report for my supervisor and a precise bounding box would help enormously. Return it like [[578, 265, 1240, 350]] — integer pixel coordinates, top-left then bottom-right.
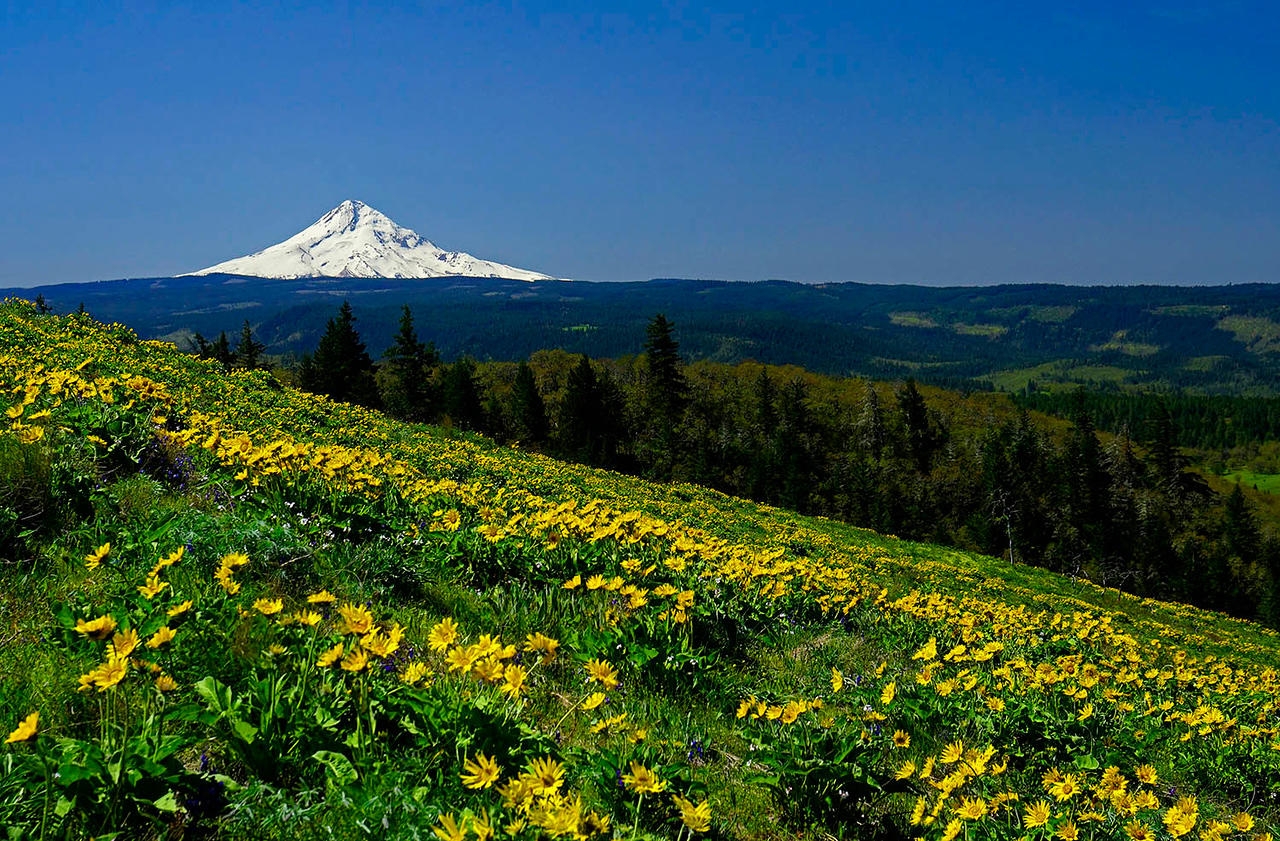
[[301, 301, 379, 407], [235, 320, 267, 370]]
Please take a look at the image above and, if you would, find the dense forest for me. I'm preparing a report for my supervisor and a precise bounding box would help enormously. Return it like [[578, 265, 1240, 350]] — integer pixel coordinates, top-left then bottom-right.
[[196, 303, 1280, 629], [1017, 390, 1280, 471]]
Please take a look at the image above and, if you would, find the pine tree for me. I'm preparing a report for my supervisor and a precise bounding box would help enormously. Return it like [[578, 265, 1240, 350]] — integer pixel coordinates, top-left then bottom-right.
[[748, 368, 779, 500], [776, 378, 815, 512], [897, 378, 938, 473], [511, 361, 549, 444], [753, 367, 777, 434], [1064, 394, 1110, 556], [305, 301, 379, 407], [857, 383, 886, 460], [33, 294, 51, 314], [594, 368, 628, 468], [1145, 403, 1208, 502], [1224, 483, 1260, 566], [190, 332, 212, 359], [379, 305, 437, 420], [641, 314, 688, 476], [559, 355, 605, 463], [441, 358, 484, 431], [235, 320, 267, 370], [296, 353, 317, 391], [212, 332, 236, 371]]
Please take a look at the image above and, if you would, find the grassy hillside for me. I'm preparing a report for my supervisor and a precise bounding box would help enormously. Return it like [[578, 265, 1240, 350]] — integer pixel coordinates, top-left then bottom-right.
[[1, 299, 1278, 840]]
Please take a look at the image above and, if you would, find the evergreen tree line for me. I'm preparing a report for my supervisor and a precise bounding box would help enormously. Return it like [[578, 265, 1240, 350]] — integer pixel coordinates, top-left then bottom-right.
[[1016, 389, 1280, 453], [288, 301, 1280, 628], [190, 320, 269, 372]]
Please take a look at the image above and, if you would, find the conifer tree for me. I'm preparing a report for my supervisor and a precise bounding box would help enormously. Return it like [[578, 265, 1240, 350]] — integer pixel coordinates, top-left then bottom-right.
[[559, 355, 606, 463], [641, 314, 688, 476], [897, 378, 939, 473], [441, 358, 484, 431], [296, 353, 317, 391], [511, 361, 549, 444], [235, 320, 267, 370], [190, 332, 212, 359], [379, 305, 437, 420], [753, 367, 777, 434], [1145, 404, 1208, 502], [776, 378, 815, 512], [1224, 482, 1260, 566], [304, 301, 379, 407], [594, 368, 628, 467], [1064, 395, 1109, 554], [34, 294, 51, 314], [212, 331, 236, 372], [748, 368, 779, 500], [857, 383, 886, 460]]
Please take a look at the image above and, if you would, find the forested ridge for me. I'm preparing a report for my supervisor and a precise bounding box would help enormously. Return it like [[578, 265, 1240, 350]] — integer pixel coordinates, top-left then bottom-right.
[[202, 304, 1280, 631], [20, 274, 1280, 394]]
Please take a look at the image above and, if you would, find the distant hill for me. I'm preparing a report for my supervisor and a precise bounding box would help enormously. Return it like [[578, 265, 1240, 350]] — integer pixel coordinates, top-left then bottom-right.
[[9, 275, 1280, 393]]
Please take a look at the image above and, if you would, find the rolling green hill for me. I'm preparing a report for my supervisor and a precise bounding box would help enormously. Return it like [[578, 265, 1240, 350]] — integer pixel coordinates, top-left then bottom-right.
[[11, 275, 1280, 393], [1, 300, 1278, 840]]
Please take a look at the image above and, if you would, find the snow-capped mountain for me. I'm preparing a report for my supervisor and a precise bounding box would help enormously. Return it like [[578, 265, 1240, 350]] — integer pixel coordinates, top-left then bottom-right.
[[183, 200, 554, 281]]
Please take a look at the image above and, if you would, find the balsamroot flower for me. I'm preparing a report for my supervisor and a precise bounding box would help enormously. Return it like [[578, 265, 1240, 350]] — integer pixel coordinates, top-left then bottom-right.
[[74, 614, 118, 641], [673, 795, 711, 833], [620, 761, 666, 794], [146, 625, 177, 649], [5, 712, 38, 744], [460, 752, 501, 789], [336, 603, 373, 635], [84, 543, 110, 571], [584, 659, 619, 690]]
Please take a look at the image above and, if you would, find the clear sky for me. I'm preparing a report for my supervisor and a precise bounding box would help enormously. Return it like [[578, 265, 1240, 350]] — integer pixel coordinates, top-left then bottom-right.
[[2, 1, 1277, 287]]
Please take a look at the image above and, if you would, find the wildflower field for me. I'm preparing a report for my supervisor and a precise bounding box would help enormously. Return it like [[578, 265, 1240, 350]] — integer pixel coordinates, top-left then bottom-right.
[[1, 298, 1278, 840]]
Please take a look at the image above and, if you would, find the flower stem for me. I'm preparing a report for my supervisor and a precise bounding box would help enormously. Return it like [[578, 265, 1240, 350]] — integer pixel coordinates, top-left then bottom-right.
[[631, 792, 644, 841]]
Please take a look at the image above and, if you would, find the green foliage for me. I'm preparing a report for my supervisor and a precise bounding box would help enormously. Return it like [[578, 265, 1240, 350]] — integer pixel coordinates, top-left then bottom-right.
[[300, 301, 379, 407]]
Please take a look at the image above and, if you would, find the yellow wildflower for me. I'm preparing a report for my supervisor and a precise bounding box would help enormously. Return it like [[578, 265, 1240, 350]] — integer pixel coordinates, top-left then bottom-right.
[[673, 795, 712, 833], [254, 597, 283, 616], [340, 649, 369, 672], [317, 643, 344, 668], [461, 752, 502, 789], [428, 617, 460, 652], [145, 626, 176, 649], [621, 760, 666, 794], [585, 658, 620, 690], [84, 543, 110, 571], [74, 614, 118, 641], [1024, 800, 1052, 828], [336, 602, 374, 635], [5, 712, 38, 744]]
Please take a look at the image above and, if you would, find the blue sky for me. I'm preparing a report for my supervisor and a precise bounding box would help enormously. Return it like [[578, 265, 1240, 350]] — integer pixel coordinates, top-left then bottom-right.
[[2, 1, 1277, 286]]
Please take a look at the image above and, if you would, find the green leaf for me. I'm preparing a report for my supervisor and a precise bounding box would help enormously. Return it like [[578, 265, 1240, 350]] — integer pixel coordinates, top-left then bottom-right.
[[153, 791, 179, 812], [231, 719, 259, 744], [194, 676, 233, 717], [1074, 752, 1100, 771], [312, 750, 358, 788], [55, 762, 93, 786]]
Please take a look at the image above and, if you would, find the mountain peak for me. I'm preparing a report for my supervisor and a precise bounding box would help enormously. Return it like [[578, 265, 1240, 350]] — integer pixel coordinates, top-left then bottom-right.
[[182, 201, 554, 281]]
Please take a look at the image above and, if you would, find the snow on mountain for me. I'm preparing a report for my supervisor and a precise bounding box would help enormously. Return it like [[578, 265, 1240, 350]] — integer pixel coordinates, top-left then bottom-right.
[[183, 200, 554, 281]]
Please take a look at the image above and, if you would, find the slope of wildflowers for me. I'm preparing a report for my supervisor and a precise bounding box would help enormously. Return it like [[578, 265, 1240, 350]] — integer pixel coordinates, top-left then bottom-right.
[[1, 299, 1278, 840]]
